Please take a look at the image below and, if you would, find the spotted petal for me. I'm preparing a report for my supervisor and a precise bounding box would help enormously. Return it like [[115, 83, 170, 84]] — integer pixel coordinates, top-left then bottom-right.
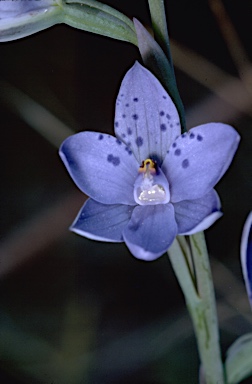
[[174, 189, 222, 235], [114, 61, 181, 165], [71, 198, 135, 242], [241, 212, 252, 308], [59, 131, 139, 205], [162, 123, 240, 202], [123, 204, 177, 261]]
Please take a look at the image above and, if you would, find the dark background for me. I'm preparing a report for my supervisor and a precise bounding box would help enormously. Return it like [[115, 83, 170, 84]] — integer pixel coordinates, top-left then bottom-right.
[[1, 1, 252, 383]]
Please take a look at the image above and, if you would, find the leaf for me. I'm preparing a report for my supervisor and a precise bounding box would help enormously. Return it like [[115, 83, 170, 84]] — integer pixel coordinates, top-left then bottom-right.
[[225, 333, 252, 384], [62, 0, 137, 45]]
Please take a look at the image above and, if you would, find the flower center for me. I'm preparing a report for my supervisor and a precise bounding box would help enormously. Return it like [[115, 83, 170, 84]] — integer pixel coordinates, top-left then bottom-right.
[[133, 159, 170, 205]]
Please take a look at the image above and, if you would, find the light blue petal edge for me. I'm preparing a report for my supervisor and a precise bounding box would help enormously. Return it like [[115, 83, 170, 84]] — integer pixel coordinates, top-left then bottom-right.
[[241, 211, 252, 308]]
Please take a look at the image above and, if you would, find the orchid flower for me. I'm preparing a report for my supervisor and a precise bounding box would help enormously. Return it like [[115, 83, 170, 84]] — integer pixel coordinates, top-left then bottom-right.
[[0, 0, 62, 42], [241, 212, 252, 307], [59, 62, 240, 261]]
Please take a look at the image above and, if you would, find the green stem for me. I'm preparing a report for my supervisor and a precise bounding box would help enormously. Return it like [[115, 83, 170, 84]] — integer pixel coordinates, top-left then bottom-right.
[[190, 232, 225, 383], [168, 237, 201, 309], [168, 234, 225, 384]]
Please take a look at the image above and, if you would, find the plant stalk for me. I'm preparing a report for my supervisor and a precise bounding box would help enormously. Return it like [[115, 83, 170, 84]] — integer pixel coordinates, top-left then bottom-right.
[[168, 234, 225, 384]]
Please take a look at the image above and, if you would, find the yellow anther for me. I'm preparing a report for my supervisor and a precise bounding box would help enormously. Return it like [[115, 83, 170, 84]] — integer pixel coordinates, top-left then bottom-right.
[[139, 158, 156, 174]]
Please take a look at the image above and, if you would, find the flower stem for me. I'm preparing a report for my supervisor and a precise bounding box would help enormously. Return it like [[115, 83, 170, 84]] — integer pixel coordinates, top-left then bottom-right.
[[168, 233, 225, 384]]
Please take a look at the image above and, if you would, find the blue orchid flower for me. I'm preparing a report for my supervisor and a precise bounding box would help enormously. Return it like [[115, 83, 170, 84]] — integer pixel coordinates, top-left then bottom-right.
[[0, 0, 62, 42], [59, 62, 240, 261], [241, 212, 252, 307]]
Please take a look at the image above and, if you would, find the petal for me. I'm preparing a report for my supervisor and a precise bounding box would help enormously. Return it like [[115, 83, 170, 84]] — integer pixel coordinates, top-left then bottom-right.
[[71, 198, 135, 242], [59, 131, 139, 205], [0, 0, 62, 42], [174, 189, 222, 235], [241, 212, 252, 308], [0, 0, 54, 17], [162, 123, 240, 202], [123, 204, 177, 261], [114, 61, 181, 165]]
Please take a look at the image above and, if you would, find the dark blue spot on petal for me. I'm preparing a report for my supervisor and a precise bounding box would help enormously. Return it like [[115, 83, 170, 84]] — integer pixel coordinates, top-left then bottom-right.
[[132, 114, 139, 120], [98, 134, 103, 140], [133, 97, 138, 102], [125, 147, 132, 155], [116, 139, 122, 145], [120, 93, 124, 97], [176, 122, 180, 126], [182, 159, 189, 168], [163, 95, 167, 99], [175, 148, 181, 156], [160, 123, 167, 132], [172, 142, 177, 148], [107, 154, 113, 162], [112, 157, 120, 166], [127, 127, 132, 135], [160, 111, 165, 116], [115, 121, 119, 127], [136, 136, 143, 147], [125, 103, 129, 107], [122, 133, 126, 138], [190, 133, 195, 139], [166, 114, 171, 119], [182, 133, 187, 138], [122, 114, 126, 118], [107, 154, 120, 166], [197, 134, 203, 141]]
